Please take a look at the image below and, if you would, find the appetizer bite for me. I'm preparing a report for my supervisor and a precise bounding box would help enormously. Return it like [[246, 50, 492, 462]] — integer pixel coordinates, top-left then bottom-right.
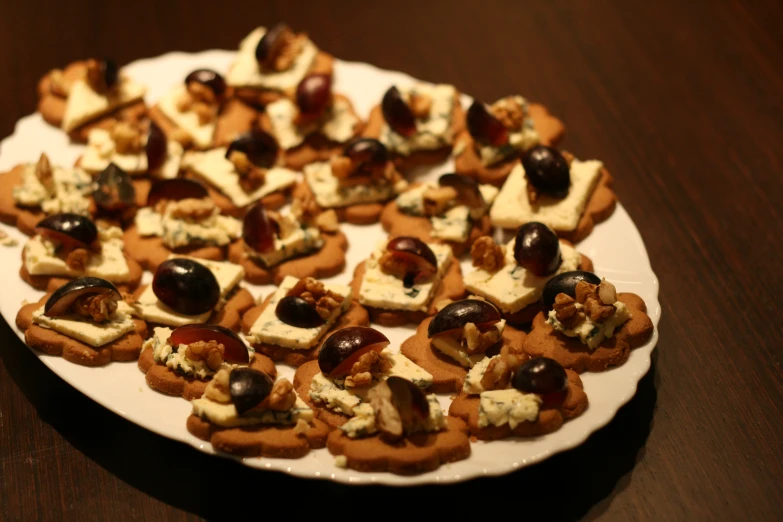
[[38, 58, 147, 141], [242, 276, 369, 366], [227, 24, 334, 108], [350, 236, 464, 326], [454, 96, 565, 185], [400, 298, 527, 393], [490, 147, 616, 242], [293, 327, 434, 428], [522, 274, 654, 371], [20, 213, 143, 292], [150, 68, 257, 149], [16, 277, 147, 366], [292, 138, 407, 225], [187, 367, 330, 458], [327, 376, 471, 474], [464, 223, 593, 326], [227, 201, 347, 285], [364, 83, 465, 169], [139, 323, 275, 400], [182, 130, 297, 217], [380, 173, 497, 256], [124, 179, 241, 271], [259, 73, 363, 169], [0, 154, 95, 236], [449, 356, 588, 440]]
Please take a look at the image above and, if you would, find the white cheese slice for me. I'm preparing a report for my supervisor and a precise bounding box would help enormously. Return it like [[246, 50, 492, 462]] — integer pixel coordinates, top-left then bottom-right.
[[358, 239, 453, 312], [462, 355, 495, 394], [226, 27, 318, 91], [266, 97, 359, 150], [31, 305, 135, 347], [132, 256, 244, 326], [246, 275, 353, 350], [490, 159, 603, 231], [247, 223, 323, 268], [192, 393, 313, 428], [157, 84, 216, 149], [464, 239, 581, 314], [478, 388, 542, 429], [62, 78, 147, 132], [380, 83, 456, 155], [80, 129, 182, 178], [384, 351, 433, 388], [431, 206, 471, 242], [184, 148, 297, 208], [304, 161, 404, 209], [24, 235, 130, 281]]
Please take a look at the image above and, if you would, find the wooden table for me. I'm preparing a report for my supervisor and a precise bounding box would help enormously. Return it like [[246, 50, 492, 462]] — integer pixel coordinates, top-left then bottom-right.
[[1, 1, 781, 520]]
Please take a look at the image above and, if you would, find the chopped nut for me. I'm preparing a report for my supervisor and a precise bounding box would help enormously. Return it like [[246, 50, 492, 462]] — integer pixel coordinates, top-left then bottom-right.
[[72, 292, 119, 323], [315, 209, 339, 233], [291, 192, 320, 226], [471, 236, 505, 272], [422, 186, 457, 217], [65, 248, 89, 271], [286, 277, 345, 320], [120, 291, 136, 305], [267, 378, 296, 411], [370, 382, 403, 440], [166, 198, 216, 221], [597, 280, 618, 305], [575, 281, 615, 322], [489, 97, 525, 129], [271, 32, 307, 72], [463, 322, 501, 355], [329, 155, 354, 179], [409, 92, 432, 119], [267, 211, 297, 239], [480, 355, 513, 391], [204, 368, 232, 403], [553, 293, 581, 328], [185, 340, 225, 371], [229, 150, 266, 192], [378, 251, 414, 281], [575, 281, 597, 304], [344, 350, 391, 388], [35, 153, 54, 194], [110, 122, 144, 154], [49, 69, 69, 97]]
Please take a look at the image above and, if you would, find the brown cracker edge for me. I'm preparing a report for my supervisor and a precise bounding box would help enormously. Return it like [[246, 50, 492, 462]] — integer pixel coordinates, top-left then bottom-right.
[[379, 200, 492, 257], [522, 292, 654, 372], [16, 296, 147, 366], [349, 260, 465, 327], [186, 414, 330, 458], [241, 294, 370, 367], [400, 317, 528, 394], [292, 181, 385, 225], [448, 369, 588, 440], [20, 248, 144, 293], [228, 231, 348, 285], [326, 416, 471, 474], [122, 225, 227, 272]]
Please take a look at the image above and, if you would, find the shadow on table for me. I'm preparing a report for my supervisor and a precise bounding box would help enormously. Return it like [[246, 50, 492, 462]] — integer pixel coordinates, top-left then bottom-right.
[[0, 315, 658, 521]]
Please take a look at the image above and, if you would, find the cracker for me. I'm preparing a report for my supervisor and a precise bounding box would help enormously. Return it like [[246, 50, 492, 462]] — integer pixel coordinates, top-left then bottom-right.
[[349, 259, 465, 327], [453, 102, 566, 186], [362, 91, 466, 171], [15, 296, 147, 366], [227, 231, 348, 285], [293, 360, 352, 428], [138, 348, 276, 400], [522, 293, 654, 372], [241, 293, 370, 367], [400, 317, 527, 393], [448, 369, 588, 440], [122, 225, 227, 272], [326, 416, 471, 474], [186, 414, 330, 458], [291, 180, 386, 225]]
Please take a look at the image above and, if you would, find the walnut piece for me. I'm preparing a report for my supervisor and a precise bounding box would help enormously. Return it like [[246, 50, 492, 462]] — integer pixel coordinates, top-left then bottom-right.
[[228, 150, 266, 192], [422, 186, 458, 217], [471, 236, 505, 272], [185, 340, 225, 371], [344, 350, 391, 388], [409, 92, 432, 119], [574, 281, 616, 322], [329, 155, 354, 179], [598, 280, 618, 305], [204, 368, 232, 403], [489, 97, 525, 130], [463, 322, 501, 355], [110, 122, 144, 154], [378, 251, 415, 281], [291, 193, 320, 225], [35, 153, 54, 194], [267, 378, 297, 411], [65, 248, 89, 271], [574, 281, 596, 304], [286, 277, 345, 320], [480, 355, 514, 391], [72, 293, 119, 323], [166, 198, 216, 221], [553, 293, 582, 328]]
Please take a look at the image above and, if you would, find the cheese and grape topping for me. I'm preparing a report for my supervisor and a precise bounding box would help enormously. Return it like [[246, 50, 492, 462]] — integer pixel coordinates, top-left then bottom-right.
[[478, 389, 542, 429], [490, 159, 603, 231], [245, 212, 323, 268], [464, 238, 582, 315], [226, 27, 318, 92], [182, 148, 297, 208], [24, 225, 131, 282], [133, 256, 244, 327], [79, 128, 182, 178], [13, 156, 92, 217], [266, 97, 359, 150], [395, 182, 498, 243], [380, 83, 457, 155], [134, 198, 241, 250], [339, 395, 445, 439], [61, 76, 146, 133], [31, 300, 136, 348], [157, 84, 216, 149], [246, 276, 352, 349], [303, 160, 407, 209], [461, 96, 540, 167], [309, 348, 433, 416], [358, 239, 453, 312]]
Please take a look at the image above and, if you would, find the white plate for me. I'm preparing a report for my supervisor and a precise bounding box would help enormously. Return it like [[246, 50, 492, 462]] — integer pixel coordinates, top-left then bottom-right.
[[0, 49, 660, 486]]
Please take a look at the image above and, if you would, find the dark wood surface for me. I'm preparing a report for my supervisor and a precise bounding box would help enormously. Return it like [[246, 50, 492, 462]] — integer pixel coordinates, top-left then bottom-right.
[[1, 1, 781, 520]]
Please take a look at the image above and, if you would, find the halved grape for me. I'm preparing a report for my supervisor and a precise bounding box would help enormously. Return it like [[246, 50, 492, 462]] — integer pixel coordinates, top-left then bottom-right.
[[386, 236, 438, 285], [318, 327, 390, 377], [146, 178, 209, 207], [427, 299, 501, 338], [513, 357, 568, 407], [35, 214, 98, 250], [255, 23, 290, 66], [44, 277, 120, 318], [185, 69, 226, 98], [101, 58, 119, 90], [522, 145, 570, 199], [381, 86, 416, 137], [296, 74, 332, 116], [513, 222, 561, 277], [93, 163, 135, 212], [343, 138, 388, 173], [275, 296, 323, 328], [230, 368, 274, 414], [169, 324, 249, 364], [242, 202, 278, 254], [438, 173, 484, 208], [146, 121, 167, 172], [466, 100, 508, 146], [542, 271, 601, 309], [225, 131, 278, 168], [152, 258, 220, 315], [385, 376, 430, 424]]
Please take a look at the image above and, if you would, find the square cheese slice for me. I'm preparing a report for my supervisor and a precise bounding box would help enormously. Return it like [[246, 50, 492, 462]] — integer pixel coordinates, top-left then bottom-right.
[[191, 393, 314, 428], [359, 239, 453, 312], [133, 256, 244, 327], [184, 148, 297, 208], [62, 78, 147, 132], [31, 306, 135, 347], [157, 84, 216, 149], [24, 236, 131, 282], [464, 239, 582, 314], [246, 275, 353, 350], [380, 83, 456, 155], [226, 27, 318, 91], [304, 161, 404, 209], [490, 159, 603, 231]]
